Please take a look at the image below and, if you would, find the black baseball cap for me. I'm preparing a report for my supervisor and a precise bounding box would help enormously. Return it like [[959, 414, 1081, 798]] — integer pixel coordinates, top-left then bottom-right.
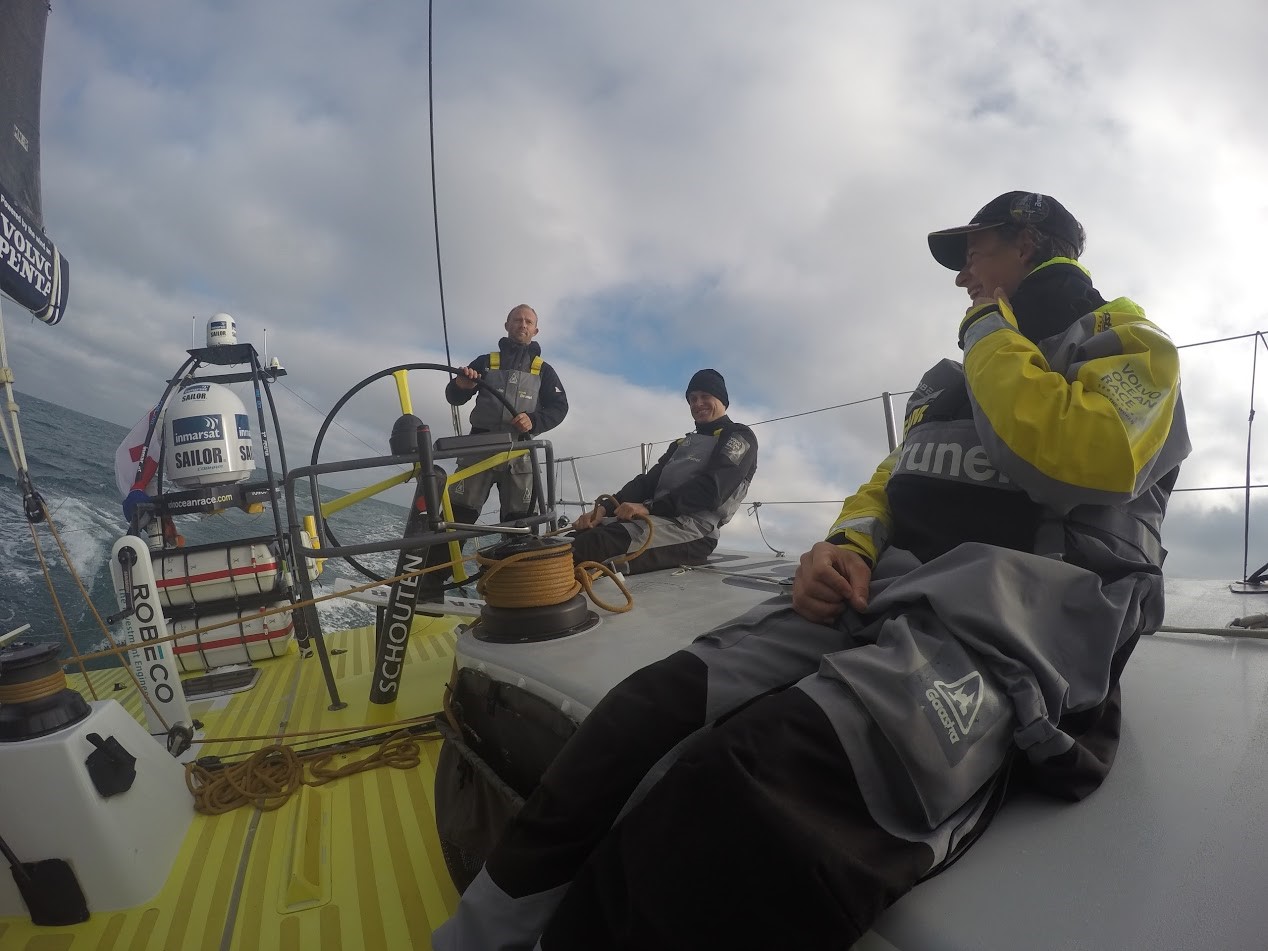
[[927, 191, 1081, 270]]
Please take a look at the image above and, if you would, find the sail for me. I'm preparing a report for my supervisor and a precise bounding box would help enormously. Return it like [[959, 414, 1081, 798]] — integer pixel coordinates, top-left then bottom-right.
[[0, 0, 69, 325]]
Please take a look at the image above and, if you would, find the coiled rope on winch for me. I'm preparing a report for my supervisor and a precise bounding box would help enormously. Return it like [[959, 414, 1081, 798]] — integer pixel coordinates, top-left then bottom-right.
[[0, 669, 66, 705], [475, 500, 654, 614]]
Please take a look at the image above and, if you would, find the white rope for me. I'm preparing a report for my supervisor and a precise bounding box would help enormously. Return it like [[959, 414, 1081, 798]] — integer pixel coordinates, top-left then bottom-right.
[[0, 295, 34, 477]]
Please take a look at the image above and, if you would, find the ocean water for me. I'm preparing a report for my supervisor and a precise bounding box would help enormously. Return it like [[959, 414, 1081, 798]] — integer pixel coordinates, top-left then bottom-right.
[[0, 391, 411, 666]]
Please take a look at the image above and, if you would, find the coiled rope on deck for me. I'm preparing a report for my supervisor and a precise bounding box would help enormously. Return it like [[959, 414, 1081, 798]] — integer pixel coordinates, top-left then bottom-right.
[[185, 728, 424, 815]]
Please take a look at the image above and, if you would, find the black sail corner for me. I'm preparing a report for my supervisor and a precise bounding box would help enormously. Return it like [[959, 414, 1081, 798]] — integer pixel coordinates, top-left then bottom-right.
[[1, 0, 70, 326]]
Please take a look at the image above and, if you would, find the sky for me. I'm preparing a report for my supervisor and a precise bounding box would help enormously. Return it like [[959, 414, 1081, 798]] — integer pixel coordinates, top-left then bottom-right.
[[5, 0, 1268, 580]]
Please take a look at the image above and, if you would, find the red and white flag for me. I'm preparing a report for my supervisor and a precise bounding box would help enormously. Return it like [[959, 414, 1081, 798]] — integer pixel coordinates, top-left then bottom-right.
[[114, 406, 163, 498]]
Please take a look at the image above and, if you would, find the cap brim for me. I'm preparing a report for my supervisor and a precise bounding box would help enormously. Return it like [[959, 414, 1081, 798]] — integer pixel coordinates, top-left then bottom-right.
[[926, 222, 1003, 270]]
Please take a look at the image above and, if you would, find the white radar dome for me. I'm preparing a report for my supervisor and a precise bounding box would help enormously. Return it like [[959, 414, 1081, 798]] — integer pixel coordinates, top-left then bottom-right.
[[163, 382, 256, 487], [206, 313, 238, 347]]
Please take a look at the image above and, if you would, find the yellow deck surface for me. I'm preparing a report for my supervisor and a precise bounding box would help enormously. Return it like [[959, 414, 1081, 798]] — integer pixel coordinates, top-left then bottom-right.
[[0, 615, 461, 950]]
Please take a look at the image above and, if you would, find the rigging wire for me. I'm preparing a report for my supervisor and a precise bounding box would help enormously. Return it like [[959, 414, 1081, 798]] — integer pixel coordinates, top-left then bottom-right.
[[1177, 331, 1260, 350], [1239, 333, 1268, 584], [560, 393, 921, 465], [746, 502, 784, 557], [1244, 333, 1260, 581], [559, 443, 647, 463], [559, 334, 1268, 474], [562, 393, 920, 463], [274, 378, 400, 463], [748, 391, 913, 428], [426, 0, 462, 437], [427, 0, 451, 372]]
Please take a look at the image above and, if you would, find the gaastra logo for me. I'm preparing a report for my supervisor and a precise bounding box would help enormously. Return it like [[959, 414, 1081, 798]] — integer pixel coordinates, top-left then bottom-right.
[[925, 671, 985, 745], [1010, 192, 1050, 223]]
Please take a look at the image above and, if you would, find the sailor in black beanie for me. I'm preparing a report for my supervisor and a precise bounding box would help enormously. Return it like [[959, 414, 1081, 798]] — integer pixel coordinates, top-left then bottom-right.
[[685, 368, 728, 411], [568, 368, 757, 573]]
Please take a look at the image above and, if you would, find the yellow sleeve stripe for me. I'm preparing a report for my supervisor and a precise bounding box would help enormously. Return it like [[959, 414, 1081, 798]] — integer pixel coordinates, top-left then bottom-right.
[[965, 307, 1180, 493], [825, 447, 898, 563]]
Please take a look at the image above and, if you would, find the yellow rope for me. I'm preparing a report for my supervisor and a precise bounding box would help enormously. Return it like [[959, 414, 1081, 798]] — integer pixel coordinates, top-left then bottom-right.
[[185, 728, 425, 815], [476, 544, 582, 607], [0, 669, 66, 704], [476, 509, 655, 615], [570, 508, 654, 612], [186, 744, 303, 814], [573, 560, 635, 613]]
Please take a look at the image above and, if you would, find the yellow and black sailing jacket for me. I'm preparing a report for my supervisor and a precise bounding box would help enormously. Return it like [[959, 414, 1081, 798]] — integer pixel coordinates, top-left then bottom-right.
[[828, 259, 1190, 576]]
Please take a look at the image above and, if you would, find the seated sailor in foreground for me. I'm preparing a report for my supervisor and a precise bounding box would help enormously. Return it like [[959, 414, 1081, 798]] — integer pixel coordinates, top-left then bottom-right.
[[433, 191, 1191, 950], [568, 368, 757, 574]]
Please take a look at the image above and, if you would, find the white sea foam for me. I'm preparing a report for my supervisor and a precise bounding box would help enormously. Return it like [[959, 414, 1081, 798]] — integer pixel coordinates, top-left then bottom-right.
[[34, 495, 115, 583], [315, 596, 376, 633]]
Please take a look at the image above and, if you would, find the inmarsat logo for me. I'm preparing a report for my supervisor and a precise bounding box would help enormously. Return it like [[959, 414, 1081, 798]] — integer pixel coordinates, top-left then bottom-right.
[[171, 414, 224, 445], [925, 671, 984, 744]]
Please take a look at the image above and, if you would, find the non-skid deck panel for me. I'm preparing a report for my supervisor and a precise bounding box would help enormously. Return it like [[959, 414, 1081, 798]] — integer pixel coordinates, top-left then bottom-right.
[[454, 550, 794, 715], [2, 614, 460, 950]]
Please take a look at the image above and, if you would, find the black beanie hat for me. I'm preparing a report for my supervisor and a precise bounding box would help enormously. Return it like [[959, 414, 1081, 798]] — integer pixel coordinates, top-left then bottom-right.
[[686, 368, 728, 408]]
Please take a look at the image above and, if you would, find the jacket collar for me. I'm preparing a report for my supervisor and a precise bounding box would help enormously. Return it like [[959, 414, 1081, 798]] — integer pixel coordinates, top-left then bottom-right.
[[1011, 258, 1106, 344], [694, 413, 732, 435], [498, 337, 542, 360]]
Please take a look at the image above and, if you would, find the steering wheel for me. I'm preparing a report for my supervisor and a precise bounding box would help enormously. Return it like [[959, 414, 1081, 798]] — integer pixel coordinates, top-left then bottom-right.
[[309, 363, 521, 583]]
